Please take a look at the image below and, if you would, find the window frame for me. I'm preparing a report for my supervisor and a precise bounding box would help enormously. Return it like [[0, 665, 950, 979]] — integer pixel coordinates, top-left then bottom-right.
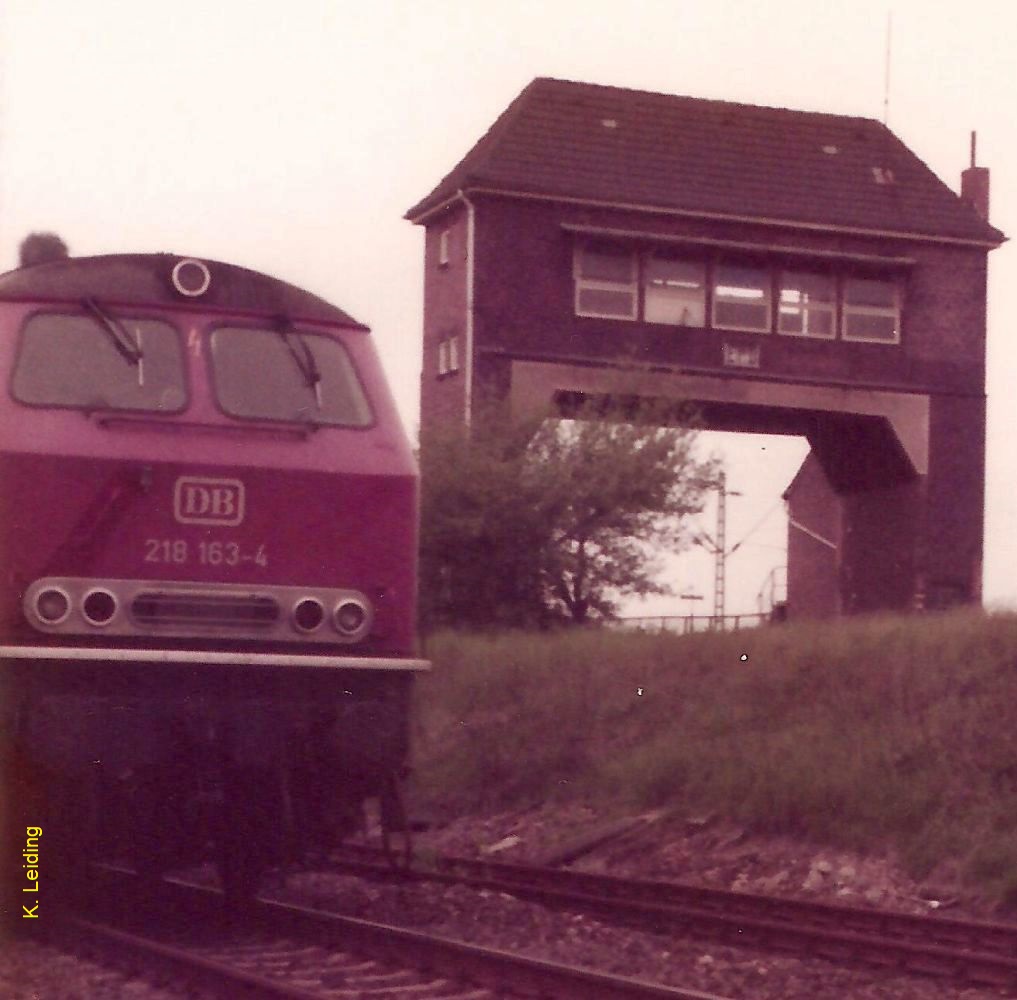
[[573, 241, 638, 321], [10, 308, 189, 415], [207, 324, 375, 429], [711, 260, 773, 334], [436, 336, 460, 377], [841, 276, 902, 345], [642, 251, 707, 328], [777, 269, 837, 340]]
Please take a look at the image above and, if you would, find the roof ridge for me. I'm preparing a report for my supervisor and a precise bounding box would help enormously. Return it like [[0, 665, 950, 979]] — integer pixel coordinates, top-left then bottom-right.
[[530, 75, 882, 126]]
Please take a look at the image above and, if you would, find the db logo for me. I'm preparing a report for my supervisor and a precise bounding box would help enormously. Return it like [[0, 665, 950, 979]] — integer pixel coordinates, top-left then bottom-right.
[[173, 476, 245, 526]]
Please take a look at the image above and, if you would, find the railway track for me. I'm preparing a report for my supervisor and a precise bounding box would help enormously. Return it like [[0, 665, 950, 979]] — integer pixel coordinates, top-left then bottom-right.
[[323, 843, 1017, 989], [37, 865, 733, 1000]]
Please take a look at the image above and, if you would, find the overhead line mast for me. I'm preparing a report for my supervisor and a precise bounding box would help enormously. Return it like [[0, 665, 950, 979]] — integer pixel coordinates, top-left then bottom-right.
[[694, 471, 742, 622], [713, 471, 743, 620]]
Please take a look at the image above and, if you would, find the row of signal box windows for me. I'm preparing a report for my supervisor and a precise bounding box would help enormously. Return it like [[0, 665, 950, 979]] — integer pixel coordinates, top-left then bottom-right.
[[574, 241, 902, 344]]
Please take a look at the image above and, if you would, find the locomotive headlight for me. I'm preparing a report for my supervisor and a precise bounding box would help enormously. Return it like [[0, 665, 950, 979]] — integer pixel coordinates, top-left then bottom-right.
[[35, 587, 71, 625], [82, 588, 118, 626], [292, 597, 325, 633], [171, 257, 211, 297], [333, 598, 369, 638]]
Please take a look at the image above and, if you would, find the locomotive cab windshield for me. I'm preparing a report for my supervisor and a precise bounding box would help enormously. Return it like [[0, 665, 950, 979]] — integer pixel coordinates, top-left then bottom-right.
[[210, 325, 373, 427], [11, 308, 373, 429], [12, 311, 187, 412]]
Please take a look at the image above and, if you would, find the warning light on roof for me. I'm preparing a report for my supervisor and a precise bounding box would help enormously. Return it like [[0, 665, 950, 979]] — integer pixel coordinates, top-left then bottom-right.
[[171, 258, 211, 297]]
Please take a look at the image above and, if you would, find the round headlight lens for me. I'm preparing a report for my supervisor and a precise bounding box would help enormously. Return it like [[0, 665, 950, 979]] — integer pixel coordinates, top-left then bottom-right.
[[82, 589, 118, 626], [171, 257, 211, 297], [35, 588, 70, 624], [333, 599, 368, 637], [293, 597, 325, 633]]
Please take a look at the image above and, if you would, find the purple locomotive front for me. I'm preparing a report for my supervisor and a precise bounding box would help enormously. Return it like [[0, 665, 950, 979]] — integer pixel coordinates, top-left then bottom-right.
[[0, 253, 426, 900]]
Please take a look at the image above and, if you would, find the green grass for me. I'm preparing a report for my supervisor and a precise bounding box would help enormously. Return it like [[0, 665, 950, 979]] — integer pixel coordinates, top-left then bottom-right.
[[412, 612, 1017, 907]]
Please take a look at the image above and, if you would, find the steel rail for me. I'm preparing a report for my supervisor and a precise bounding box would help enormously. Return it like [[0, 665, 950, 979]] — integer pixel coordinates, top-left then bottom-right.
[[325, 844, 1017, 988], [47, 917, 337, 1000], [62, 864, 733, 1000]]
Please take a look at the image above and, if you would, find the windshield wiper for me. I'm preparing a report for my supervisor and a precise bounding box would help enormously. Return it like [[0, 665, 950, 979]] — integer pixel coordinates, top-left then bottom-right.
[[275, 322, 322, 409], [82, 298, 145, 385]]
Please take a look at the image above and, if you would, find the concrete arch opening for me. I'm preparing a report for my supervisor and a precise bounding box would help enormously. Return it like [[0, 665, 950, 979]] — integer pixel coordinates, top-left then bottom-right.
[[509, 359, 981, 620]]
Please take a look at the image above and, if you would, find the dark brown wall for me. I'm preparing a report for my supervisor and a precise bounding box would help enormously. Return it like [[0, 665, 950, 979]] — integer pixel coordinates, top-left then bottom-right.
[[922, 393, 986, 606], [420, 204, 469, 433], [470, 197, 985, 393], [416, 191, 991, 615], [840, 479, 923, 614]]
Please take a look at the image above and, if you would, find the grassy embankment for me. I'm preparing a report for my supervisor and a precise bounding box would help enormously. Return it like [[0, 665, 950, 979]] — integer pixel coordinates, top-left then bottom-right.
[[412, 611, 1017, 906]]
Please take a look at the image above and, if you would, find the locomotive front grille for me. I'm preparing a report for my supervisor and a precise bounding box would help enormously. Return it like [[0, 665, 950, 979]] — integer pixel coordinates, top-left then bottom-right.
[[24, 577, 373, 645], [130, 591, 280, 629]]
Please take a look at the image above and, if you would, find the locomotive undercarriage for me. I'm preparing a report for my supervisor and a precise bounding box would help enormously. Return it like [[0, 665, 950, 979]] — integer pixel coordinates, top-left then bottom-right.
[[1, 656, 413, 906]]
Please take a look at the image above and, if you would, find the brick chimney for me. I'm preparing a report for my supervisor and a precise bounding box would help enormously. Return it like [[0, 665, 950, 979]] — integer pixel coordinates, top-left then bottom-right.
[[961, 130, 990, 221]]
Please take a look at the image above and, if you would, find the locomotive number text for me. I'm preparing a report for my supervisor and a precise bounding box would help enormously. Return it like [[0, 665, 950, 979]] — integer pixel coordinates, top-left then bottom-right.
[[144, 538, 268, 567]]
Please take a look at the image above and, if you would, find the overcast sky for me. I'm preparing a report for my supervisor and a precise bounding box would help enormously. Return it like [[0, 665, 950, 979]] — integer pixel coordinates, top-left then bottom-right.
[[1, 0, 1013, 616]]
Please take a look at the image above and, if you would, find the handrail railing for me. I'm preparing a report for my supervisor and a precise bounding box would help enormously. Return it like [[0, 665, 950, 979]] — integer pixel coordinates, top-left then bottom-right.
[[610, 612, 769, 634]]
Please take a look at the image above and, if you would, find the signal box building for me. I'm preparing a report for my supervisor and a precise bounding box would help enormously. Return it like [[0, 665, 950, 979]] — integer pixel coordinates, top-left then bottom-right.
[[406, 77, 1004, 617]]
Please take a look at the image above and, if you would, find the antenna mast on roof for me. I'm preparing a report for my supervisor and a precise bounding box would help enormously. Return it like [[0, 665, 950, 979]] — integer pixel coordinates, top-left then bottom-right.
[[883, 11, 892, 125]]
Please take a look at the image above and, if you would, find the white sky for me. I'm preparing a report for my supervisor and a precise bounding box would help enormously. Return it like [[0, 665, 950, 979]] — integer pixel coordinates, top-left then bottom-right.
[[1, 0, 1014, 617]]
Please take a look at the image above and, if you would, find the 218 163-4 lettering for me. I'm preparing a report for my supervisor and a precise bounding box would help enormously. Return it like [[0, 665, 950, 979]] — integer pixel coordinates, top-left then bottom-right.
[[143, 537, 268, 567]]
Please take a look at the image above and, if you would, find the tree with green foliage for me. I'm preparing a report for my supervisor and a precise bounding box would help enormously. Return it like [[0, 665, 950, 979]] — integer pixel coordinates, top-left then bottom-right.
[[418, 407, 547, 630], [419, 399, 716, 629]]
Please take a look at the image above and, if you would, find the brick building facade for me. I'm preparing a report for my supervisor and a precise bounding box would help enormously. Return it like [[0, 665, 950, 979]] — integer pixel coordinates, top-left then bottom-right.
[[406, 78, 1004, 617]]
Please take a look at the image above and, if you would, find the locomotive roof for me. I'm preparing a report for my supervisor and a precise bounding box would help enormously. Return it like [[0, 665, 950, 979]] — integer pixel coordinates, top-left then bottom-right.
[[0, 254, 369, 329]]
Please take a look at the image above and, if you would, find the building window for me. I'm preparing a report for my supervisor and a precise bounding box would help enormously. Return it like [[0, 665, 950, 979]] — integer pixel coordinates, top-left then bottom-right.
[[438, 230, 451, 267], [644, 252, 706, 327], [436, 336, 460, 377], [574, 242, 637, 319], [842, 277, 900, 343], [713, 263, 771, 332], [778, 270, 835, 338]]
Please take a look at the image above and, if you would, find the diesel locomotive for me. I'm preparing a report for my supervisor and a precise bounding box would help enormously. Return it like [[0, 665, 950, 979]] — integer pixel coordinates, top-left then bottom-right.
[[0, 253, 426, 901]]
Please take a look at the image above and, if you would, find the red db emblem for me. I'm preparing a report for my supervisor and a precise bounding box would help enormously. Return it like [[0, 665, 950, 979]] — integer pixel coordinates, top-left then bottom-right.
[[174, 476, 245, 526]]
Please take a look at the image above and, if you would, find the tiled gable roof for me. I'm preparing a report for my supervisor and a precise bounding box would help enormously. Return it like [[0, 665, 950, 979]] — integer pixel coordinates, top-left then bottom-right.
[[406, 78, 1003, 245]]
